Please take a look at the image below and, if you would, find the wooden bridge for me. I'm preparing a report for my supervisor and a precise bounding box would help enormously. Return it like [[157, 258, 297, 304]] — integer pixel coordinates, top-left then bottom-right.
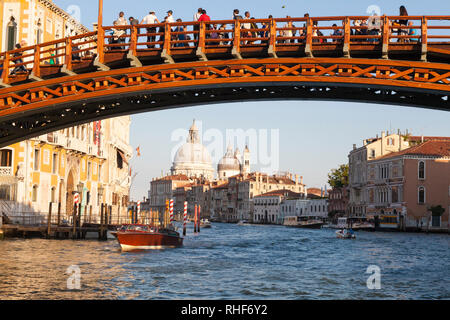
[[0, 15, 450, 147]]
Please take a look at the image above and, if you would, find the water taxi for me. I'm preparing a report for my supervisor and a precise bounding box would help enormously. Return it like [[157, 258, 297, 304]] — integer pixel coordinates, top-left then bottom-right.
[[111, 224, 183, 251], [283, 216, 324, 229], [200, 218, 212, 228]]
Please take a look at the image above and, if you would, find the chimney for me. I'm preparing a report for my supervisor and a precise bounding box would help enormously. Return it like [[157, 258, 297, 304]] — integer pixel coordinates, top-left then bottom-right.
[[295, 174, 299, 185], [421, 135, 424, 143], [300, 176, 303, 185], [353, 144, 356, 150]]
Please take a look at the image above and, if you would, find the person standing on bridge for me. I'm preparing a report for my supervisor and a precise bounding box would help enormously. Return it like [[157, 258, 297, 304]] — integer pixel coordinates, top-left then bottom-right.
[[193, 8, 203, 40], [198, 9, 212, 37], [397, 5, 409, 43], [141, 11, 159, 48]]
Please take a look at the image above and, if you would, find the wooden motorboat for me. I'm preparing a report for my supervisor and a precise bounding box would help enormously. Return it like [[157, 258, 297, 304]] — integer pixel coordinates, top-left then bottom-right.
[[111, 224, 183, 251]]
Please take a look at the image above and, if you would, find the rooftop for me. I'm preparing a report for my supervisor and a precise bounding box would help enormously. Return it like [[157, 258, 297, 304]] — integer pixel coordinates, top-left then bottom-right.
[[375, 140, 450, 160]]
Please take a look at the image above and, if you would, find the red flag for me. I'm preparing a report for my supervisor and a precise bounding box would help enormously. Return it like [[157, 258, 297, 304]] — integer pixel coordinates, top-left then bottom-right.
[[136, 146, 141, 157]]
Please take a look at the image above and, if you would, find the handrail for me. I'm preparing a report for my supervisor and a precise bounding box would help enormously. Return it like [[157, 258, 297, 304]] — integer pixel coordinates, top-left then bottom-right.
[[1, 15, 450, 85]]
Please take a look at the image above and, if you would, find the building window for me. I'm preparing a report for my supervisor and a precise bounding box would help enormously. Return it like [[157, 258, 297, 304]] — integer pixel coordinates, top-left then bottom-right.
[[418, 161, 425, 180], [52, 153, 58, 174], [117, 150, 123, 169], [418, 187, 425, 204], [87, 161, 92, 180], [32, 185, 38, 202], [0, 149, 12, 167], [0, 185, 11, 200], [34, 149, 40, 171], [51, 187, 56, 203], [7, 17, 17, 51]]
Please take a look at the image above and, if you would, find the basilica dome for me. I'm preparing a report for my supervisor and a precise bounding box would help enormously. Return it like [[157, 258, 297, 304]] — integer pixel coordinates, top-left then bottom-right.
[[171, 120, 214, 180], [217, 145, 241, 179]]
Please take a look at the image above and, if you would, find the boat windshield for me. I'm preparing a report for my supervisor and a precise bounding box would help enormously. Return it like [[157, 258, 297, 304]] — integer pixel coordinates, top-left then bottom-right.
[[125, 225, 150, 232]]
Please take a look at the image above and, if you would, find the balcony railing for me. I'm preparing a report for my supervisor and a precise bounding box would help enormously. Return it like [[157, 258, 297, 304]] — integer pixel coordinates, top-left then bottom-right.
[[0, 166, 12, 176]]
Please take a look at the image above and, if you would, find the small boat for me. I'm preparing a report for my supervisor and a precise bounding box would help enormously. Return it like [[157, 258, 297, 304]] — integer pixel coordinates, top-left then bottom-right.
[[111, 224, 183, 251], [237, 220, 251, 226], [336, 228, 356, 239], [351, 221, 375, 231], [283, 216, 324, 229], [200, 218, 212, 228]]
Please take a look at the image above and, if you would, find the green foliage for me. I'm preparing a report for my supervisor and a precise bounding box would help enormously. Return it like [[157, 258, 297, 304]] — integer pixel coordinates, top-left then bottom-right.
[[430, 205, 445, 217], [327, 164, 349, 188]]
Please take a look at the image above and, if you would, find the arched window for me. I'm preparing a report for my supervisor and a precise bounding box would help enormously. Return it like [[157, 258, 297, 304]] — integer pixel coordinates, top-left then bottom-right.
[[418, 186, 425, 204], [32, 185, 38, 202], [51, 187, 56, 203], [418, 161, 425, 179], [6, 17, 17, 51]]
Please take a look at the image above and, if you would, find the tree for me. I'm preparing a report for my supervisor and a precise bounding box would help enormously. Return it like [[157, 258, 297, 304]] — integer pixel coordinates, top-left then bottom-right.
[[327, 164, 349, 188], [430, 205, 445, 217]]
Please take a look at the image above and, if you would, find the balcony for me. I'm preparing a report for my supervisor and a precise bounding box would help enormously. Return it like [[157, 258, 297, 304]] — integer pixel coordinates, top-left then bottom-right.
[[0, 166, 12, 176]]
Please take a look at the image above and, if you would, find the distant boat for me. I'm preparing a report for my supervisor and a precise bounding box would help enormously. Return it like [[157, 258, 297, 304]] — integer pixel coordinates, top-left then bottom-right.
[[200, 219, 212, 228], [336, 229, 356, 239], [111, 224, 183, 251], [237, 220, 251, 226], [283, 216, 324, 229], [351, 221, 375, 231]]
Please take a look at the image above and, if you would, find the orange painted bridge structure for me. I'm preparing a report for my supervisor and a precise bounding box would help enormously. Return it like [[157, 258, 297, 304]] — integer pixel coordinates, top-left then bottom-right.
[[0, 15, 450, 147]]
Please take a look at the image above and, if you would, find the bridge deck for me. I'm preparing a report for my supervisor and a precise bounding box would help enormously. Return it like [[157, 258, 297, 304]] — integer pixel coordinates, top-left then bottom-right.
[[1, 15, 450, 86]]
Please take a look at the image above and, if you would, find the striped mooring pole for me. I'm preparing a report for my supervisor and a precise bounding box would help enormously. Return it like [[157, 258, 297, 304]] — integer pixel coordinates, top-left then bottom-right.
[[137, 201, 141, 224], [198, 205, 201, 233], [183, 201, 187, 236], [169, 199, 174, 225]]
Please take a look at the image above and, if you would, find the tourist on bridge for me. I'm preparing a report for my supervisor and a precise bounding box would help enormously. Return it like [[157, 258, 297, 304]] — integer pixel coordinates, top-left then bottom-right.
[[193, 8, 203, 40], [260, 15, 272, 45], [397, 5, 409, 42], [141, 11, 159, 48], [233, 9, 243, 20], [10, 43, 28, 75], [116, 12, 128, 26], [198, 9, 211, 36], [174, 18, 187, 47], [219, 24, 230, 45]]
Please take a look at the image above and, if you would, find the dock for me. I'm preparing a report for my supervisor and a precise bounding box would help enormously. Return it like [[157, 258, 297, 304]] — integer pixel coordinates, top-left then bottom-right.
[[1, 222, 118, 240]]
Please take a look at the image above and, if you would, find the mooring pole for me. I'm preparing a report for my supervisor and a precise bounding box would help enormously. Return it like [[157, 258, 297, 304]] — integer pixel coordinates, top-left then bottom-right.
[[183, 201, 187, 236], [198, 205, 201, 233], [47, 202, 52, 237]]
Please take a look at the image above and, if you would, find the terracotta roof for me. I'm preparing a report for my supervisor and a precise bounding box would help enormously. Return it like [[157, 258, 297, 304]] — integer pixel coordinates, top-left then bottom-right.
[[255, 189, 302, 198], [408, 136, 450, 142], [375, 140, 450, 160], [153, 174, 190, 182]]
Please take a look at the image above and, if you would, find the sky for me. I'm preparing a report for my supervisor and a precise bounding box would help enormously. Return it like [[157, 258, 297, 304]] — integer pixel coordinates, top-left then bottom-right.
[[53, 0, 450, 200]]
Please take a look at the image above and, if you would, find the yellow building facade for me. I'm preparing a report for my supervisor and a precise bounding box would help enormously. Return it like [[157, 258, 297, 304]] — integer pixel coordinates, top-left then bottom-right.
[[0, 0, 88, 52], [0, 1, 132, 224]]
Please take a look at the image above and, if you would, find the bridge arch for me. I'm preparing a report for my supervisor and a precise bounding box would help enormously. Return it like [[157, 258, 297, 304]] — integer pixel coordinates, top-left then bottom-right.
[[0, 15, 450, 147]]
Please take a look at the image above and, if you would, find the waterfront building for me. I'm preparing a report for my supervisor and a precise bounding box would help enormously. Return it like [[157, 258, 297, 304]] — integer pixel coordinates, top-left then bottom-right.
[[0, 2, 133, 224], [365, 139, 450, 231], [253, 190, 302, 224], [148, 174, 192, 215], [328, 186, 349, 220], [0, 118, 132, 223], [171, 120, 215, 181], [348, 130, 411, 219], [1, 0, 89, 52], [280, 198, 329, 222]]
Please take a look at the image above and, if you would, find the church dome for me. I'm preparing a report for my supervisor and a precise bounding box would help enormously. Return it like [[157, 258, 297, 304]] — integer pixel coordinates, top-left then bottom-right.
[[218, 145, 241, 178], [171, 120, 214, 180]]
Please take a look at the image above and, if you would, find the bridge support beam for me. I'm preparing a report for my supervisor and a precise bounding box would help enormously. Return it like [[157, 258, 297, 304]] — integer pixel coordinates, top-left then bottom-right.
[[196, 48, 208, 61], [268, 45, 278, 58], [93, 57, 110, 71], [61, 65, 76, 76], [232, 47, 243, 59], [161, 50, 175, 64], [127, 52, 142, 67], [0, 81, 10, 88], [421, 44, 428, 62], [29, 73, 43, 82]]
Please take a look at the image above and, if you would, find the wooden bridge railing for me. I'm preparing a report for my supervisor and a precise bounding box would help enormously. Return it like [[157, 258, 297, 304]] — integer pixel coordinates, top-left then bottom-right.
[[1, 15, 450, 85]]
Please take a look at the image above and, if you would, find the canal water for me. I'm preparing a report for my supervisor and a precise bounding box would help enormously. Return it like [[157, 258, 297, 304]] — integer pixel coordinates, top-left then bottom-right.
[[0, 223, 448, 299]]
